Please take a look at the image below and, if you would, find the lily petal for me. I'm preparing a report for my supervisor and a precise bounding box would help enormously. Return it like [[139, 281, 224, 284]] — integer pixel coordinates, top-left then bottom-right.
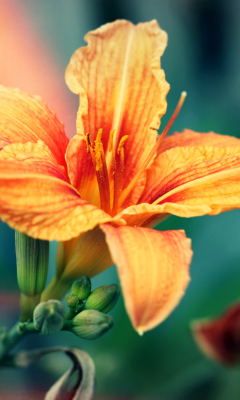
[[0, 86, 69, 168], [159, 130, 240, 156], [0, 162, 115, 241], [59, 226, 114, 281], [101, 224, 192, 333], [0, 140, 68, 181], [65, 19, 169, 201], [116, 202, 211, 228], [139, 146, 240, 216]]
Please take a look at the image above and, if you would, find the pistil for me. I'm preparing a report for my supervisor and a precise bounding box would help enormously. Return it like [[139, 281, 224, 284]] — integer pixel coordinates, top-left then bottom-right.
[[112, 135, 129, 215], [119, 92, 187, 206]]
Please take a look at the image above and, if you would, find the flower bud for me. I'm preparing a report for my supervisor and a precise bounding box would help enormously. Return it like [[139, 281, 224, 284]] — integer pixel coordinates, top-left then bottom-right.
[[71, 277, 91, 301], [84, 284, 120, 314], [33, 300, 66, 335], [66, 294, 79, 309], [16, 231, 49, 296], [71, 310, 113, 340]]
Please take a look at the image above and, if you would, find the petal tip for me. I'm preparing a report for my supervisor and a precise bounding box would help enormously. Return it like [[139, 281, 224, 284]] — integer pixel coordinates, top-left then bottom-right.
[[136, 328, 144, 336]]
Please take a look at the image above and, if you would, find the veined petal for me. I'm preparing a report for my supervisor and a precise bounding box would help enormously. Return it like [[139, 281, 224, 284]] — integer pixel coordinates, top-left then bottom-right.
[[0, 163, 117, 241], [0, 86, 69, 168], [0, 141, 68, 181], [116, 203, 211, 228], [59, 226, 114, 281], [140, 146, 240, 217], [65, 19, 169, 200], [101, 224, 192, 333], [159, 130, 240, 156]]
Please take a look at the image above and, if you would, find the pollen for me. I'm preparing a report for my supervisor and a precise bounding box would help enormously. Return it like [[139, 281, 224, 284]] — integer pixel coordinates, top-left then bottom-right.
[[85, 132, 92, 153], [84, 128, 129, 216], [117, 135, 129, 154]]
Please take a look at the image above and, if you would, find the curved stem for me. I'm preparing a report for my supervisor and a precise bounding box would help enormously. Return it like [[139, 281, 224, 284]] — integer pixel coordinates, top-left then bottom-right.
[[0, 323, 25, 362], [0, 323, 39, 363], [19, 293, 41, 322]]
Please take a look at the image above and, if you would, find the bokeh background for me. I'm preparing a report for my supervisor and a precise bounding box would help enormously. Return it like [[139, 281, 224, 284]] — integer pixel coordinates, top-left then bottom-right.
[[1, 0, 240, 399]]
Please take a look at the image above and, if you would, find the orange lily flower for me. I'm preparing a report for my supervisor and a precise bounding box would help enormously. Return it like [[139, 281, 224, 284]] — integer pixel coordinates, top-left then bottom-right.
[[1, 20, 240, 334]]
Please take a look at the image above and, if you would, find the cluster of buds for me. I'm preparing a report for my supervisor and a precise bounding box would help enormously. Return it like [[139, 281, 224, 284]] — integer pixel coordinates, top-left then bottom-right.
[[65, 277, 120, 340], [32, 277, 120, 340], [15, 231, 119, 340]]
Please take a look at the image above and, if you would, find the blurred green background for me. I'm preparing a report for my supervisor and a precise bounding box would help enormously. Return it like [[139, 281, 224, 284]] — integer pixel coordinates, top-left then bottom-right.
[[1, 0, 240, 398]]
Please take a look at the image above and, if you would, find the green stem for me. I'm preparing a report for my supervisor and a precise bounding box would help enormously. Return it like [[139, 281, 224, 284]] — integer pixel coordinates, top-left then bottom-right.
[[41, 275, 72, 302], [0, 322, 38, 362], [19, 293, 41, 322], [62, 320, 73, 331], [0, 324, 25, 362], [65, 309, 77, 320]]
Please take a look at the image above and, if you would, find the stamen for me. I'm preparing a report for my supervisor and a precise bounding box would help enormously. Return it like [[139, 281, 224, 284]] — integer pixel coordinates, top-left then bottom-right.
[[117, 135, 129, 154], [108, 129, 115, 152], [119, 92, 187, 206], [94, 129, 111, 214]]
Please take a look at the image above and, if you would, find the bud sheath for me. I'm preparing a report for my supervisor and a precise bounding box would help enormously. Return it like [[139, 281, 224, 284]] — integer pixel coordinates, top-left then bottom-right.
[[15, 231, 49, 321], [84, 284, 120, 313], [33, 300, 66, 335], [71, 277, 91, 301], [69, 310, 113, 340]]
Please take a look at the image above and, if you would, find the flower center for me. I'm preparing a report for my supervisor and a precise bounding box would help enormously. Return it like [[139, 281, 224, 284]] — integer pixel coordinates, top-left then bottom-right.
[[84, 128, 129, 216], [85, 91, 186, 216]]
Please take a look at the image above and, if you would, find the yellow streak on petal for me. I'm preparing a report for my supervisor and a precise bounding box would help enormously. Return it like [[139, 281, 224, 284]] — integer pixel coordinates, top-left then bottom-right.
[[65, 20, 170, 204], [108, 129, 115, 152]]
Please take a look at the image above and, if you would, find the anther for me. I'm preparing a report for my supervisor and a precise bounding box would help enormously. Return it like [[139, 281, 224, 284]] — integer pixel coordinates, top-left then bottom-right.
[[108, 129, 115, 152], [85, 133, 92, 153], [117, 135, 129, 154], [95, 128, 103, 147]]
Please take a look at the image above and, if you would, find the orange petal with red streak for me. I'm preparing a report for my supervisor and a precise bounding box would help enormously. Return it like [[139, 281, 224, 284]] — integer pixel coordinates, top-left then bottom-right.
[[65, 20, 169, 202], [159, 129, 240, 156], [0, 161, 118, 241], [0, 86, 69, 168], [140, 146, 240, 214], [0, 140, 68, 181], [101, 224, 192, 333]]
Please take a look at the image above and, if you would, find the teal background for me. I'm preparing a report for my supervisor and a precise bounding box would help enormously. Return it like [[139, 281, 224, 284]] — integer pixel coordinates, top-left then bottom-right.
[[1, 0, 240, 398]]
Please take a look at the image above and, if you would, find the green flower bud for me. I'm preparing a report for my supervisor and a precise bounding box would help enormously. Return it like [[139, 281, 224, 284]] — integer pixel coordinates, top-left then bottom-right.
[[66, 294, 79, 308], [71, 310, 113, 340], [33, 300, 66, 335], [71, 277, 91, 301], [15, 231, 49, 296], [84, 284, 120, 314]]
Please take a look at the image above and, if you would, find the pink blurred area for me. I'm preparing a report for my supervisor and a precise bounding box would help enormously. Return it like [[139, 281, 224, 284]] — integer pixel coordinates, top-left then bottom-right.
[[0, 0, 77, 138]]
